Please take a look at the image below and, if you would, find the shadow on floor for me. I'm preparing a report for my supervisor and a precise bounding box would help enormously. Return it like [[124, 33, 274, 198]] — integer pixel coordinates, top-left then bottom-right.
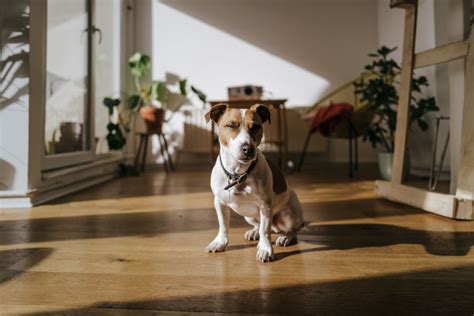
[[26, 265, 474, 315], [0, 208, 247, 246], [0, 248, 53, 284], [0, 194, 425, 247], [293, 223, 474, 257], [302, 198, 421, 223], [0, 202, 472, 257]]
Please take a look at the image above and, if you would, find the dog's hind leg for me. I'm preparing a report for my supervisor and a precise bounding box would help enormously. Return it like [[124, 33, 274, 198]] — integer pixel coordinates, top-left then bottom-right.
[[244, 216, 260, 241], [274, 189, 304, 247]]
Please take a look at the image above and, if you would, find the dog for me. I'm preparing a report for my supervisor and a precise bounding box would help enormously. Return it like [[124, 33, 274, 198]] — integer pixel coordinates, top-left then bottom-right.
[[204, 103, 305, 262]]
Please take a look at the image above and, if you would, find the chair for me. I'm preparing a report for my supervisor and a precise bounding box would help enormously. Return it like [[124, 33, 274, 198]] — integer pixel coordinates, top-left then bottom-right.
[[297, 74, 375, 177]]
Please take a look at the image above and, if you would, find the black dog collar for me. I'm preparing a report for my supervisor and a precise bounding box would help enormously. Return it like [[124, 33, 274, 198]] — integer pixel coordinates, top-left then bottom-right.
[[219, 155, 258, 190]]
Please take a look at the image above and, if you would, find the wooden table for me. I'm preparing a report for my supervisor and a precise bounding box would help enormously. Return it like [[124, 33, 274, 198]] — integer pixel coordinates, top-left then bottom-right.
[[209, 99, 288, 168]]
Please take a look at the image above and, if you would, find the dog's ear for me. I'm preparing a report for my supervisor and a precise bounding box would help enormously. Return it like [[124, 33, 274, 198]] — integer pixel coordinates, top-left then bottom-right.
[[251, 104, 271, 124], [205, 103, 228, 123]]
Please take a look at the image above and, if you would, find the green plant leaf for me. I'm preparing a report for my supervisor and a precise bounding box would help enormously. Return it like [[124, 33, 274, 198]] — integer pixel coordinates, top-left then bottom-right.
[[417, 119, 428, 131], [128, 52, 151, 78], [158, 82, 170, 104], [150, 81, 159, 102], [378, 46, 391, 57], [126, 94, 141, 111], [354, 45, 436, 150], [179, 79, 188, 96], [191, 85, 207, 104]]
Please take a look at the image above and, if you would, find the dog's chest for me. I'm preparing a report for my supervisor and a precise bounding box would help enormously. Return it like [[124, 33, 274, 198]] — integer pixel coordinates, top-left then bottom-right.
[[217, 183, 262, 217]]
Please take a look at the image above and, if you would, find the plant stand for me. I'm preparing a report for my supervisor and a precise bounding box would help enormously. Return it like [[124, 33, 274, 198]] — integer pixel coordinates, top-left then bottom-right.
[[134, 132, 174, 173]]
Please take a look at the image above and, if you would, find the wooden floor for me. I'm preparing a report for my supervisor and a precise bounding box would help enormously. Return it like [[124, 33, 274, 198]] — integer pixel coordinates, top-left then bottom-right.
[[1, 164, 474, 315]]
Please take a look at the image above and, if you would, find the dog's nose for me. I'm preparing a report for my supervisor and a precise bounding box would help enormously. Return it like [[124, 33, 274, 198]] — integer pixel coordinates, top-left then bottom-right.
[[242, 144, 252, 156]]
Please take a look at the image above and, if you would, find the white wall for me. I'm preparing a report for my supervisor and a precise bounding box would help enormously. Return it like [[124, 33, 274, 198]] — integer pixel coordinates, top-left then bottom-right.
[[153, 0, 380, 161], [447, 0, 467, 194]]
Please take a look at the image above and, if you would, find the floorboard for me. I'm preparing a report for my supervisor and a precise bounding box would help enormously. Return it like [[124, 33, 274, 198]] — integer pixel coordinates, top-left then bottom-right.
[[1, 164, 474, 315]]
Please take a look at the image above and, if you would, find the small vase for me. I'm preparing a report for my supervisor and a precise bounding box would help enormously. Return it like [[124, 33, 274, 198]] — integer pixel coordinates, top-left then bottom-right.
[[139, 106, 164, 133], [378, 151, 411, 181], [378, 152, 393, 180]]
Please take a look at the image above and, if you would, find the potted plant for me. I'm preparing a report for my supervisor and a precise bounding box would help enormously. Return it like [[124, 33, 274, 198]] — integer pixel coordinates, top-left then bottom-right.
[[354, 46, 439, 180], [127, 52, 207, 133]]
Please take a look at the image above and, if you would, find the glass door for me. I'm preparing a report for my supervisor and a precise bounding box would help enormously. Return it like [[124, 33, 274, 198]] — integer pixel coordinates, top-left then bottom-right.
[[42, 0, 125, 170], [43, 0, 92, 170], [94, 0, 124, 155]]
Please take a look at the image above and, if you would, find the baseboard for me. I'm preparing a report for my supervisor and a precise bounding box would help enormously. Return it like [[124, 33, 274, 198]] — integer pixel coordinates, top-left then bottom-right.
[[31, 174, 117, 206], [0, 156, 124, 208], [0, 197, 33, 208]]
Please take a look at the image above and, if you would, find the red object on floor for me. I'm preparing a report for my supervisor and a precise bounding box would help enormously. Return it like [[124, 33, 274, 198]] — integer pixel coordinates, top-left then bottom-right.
[[309, 102, 354, 137]]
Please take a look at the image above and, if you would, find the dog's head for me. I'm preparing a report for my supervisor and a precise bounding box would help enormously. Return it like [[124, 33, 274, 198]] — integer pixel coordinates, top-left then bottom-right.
[[205, 103, 271, 162]]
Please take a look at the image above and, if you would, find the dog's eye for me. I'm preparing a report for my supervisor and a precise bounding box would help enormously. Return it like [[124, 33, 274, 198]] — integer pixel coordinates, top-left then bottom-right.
[[225, 123, 239, 129]]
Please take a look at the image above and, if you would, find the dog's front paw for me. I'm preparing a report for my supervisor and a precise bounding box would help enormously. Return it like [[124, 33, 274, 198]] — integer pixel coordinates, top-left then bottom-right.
[[256, 241, 274, 262], [205, 238, 228, 253], [244, 229, 260, 241]]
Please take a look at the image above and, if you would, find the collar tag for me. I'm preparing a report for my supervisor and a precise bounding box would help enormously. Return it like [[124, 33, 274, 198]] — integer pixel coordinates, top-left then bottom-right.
[[224, 174, 248, 190]]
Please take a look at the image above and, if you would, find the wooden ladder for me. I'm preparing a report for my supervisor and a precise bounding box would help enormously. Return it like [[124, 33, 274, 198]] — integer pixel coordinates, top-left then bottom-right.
[[375, 0, 474, 219]]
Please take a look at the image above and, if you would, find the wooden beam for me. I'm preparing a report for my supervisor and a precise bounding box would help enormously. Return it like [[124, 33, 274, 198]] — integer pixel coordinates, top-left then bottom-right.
[[375, 180, 473, 220], [391, 4, 418, 184], [414, 40, 468, 69], [456, 21, 474, 201], [456, 199, 474, 220]]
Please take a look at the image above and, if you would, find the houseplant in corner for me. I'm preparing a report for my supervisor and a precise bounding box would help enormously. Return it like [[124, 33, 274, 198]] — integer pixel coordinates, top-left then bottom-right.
[[127, 52, 207, 133], [354, 46, 439, 180]]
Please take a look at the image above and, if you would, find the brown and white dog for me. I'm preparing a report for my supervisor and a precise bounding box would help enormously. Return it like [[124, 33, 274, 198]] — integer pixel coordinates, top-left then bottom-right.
[[204, 103, 304, 262]]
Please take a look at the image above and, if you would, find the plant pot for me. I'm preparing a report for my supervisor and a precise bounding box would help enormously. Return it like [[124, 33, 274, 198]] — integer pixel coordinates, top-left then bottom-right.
[[139, 106, 164, 133], [60, 122, 83, 140], [58, 122, 83, 152], [378, 151, 411, 181]]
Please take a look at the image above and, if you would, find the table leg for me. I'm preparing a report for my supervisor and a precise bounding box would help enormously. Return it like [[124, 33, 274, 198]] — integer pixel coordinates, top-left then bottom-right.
[[348, 122, 353, 179], [161, 134, 174, 171], [282, 104, 288, 171], [354, 133, 359, 171], [141, 135, 149, 172], [158, 135, 169, 173], [134, 135, 144, 171]]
